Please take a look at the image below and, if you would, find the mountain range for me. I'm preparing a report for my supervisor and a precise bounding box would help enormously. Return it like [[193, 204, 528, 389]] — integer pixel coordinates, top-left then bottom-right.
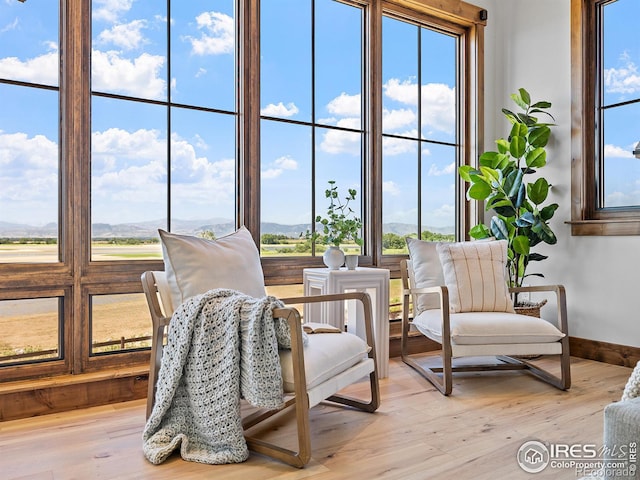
[[0, 219, 454, 238]]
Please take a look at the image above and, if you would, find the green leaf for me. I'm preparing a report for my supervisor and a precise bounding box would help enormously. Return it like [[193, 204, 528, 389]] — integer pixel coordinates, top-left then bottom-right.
[[468, 181, 492, 200], [514, 183, 526, 209], [528, 253, 548, 262], [527, 177, 549, 205], [496, 139, 509, 154], [515, 211, 535, 227], [528, 126, 550, 148], [469, 223, 491, 239], [506, 168, 523, 197], [526, 147, 547, 168], [540, 203, 559, 221], [511, 90, 529, 110], [479, 151, 500, 167], [490, 216, 509, 240], [493, 205, 517, 217], [509, 135, 526, 158], [458, 165, 477, 182], [517, 113, 537, 126], [479, 166, 500, 183], [512, 235, 530, 255], [502, 108, 519, 124], [531, 101, 551, 109]]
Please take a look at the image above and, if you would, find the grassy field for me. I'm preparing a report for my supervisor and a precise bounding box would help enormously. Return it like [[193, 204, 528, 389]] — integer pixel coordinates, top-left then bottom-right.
[[0, 243, 404, 364]]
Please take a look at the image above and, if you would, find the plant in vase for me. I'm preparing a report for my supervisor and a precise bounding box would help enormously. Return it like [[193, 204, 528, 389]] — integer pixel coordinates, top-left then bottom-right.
[[459, 88, 558, 308], [311, 180, 363, 270]]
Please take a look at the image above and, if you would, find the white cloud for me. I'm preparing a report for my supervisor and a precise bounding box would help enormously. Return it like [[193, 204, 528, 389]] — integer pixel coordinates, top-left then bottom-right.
[[604, 55, 640, 95], [261, 155, 298, 179], [605, 190, 640, 208], [326, 93, 360, 117], [195, 67, 207, 78], [320, 123, 360, 156], [96, 20, 147, 51], [428, 162, 455, 176], [382, 130, 419, 156], [1, 18, 18, 34], [92, 0, 134, 23], [383, 108, 415, 131], [0, 132, 58, 224], [383, 79, 455, 134], [382, 181, 400, 196], [604, 144, 635, 159], [91, 128, 236, 222], [425, 203, 456, 224], [0, 46, 58, 85], [260, 102, 299, 117], [91, 49, 166, 99], [185, 12, 234, 56]]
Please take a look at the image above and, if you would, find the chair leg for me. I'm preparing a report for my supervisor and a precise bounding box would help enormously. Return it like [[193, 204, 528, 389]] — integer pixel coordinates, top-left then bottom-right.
[[328, 369, 380, 412], [244, 394, 312, 468]]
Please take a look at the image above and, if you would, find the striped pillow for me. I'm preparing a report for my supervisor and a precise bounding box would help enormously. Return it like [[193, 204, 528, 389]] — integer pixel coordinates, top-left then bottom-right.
[[436, 240, 515, 313]]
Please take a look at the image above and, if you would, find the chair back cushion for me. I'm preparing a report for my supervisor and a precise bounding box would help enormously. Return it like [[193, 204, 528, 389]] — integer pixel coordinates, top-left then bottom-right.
[[159, 226, 266, 310], [436, 240, 515, 313], [406, 237, 445, 314]]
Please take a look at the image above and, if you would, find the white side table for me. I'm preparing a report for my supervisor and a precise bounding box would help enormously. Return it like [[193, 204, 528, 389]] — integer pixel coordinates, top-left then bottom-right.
[[303, 267, 390, 378]]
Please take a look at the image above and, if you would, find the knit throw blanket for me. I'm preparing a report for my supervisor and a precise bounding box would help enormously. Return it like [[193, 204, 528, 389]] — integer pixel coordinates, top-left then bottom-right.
[[142, 288, 294, 465]]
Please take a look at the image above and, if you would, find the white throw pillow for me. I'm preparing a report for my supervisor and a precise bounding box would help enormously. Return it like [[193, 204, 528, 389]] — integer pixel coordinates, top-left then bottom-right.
[[159, 227, 266, 310], [406, 237, 445, 314], [436, 240, 515, 313]]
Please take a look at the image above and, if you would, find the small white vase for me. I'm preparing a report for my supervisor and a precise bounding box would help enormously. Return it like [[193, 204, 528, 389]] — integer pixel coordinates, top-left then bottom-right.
[[323, 246, 345, 270]]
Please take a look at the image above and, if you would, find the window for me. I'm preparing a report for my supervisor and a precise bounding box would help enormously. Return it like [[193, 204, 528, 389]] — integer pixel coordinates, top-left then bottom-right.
[[571, 0, 640, 235], [381, 14, 459, 254], [0, 0, 485, 384], [0, 0, 59, 263], [259, 0, 364, 259]]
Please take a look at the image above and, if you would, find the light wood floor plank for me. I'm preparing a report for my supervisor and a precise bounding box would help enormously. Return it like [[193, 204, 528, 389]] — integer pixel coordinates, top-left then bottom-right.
[[0, 356, 632, 480]]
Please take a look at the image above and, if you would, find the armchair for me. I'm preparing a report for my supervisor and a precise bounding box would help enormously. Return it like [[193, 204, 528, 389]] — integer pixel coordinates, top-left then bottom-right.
[[400, 238, 571, 395], [142, 227, 379, 467]]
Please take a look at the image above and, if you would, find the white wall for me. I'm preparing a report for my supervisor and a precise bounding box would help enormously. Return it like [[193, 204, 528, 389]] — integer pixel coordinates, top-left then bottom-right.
[[472, 0, 639, 346]]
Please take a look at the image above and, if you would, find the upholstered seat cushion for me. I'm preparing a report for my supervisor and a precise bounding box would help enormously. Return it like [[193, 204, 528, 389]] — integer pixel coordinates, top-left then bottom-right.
[[279, 332, 370, 392], [412, 309, 565, 345]]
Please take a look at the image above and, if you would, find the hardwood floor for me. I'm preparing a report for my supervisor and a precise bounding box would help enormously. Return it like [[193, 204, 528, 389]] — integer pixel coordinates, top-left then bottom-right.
[[0, 356, 632, 480]]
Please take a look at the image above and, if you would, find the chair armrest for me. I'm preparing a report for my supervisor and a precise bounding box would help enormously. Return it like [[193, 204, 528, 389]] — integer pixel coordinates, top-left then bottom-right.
[[272, 306, 309, 398], [280, 292, 377, 359], [509, 284, 569, 335]]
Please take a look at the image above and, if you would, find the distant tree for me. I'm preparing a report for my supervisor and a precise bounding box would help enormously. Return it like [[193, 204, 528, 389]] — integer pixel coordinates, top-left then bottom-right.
[[421, 230, 455, 242], [382, 233, 406, 250], [198, 230, 216, 240], [261, 233, 289, 244]]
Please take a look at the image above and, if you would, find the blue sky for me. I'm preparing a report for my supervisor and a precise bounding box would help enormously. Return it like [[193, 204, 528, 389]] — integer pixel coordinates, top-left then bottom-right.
[[0, 0, 637, 233]]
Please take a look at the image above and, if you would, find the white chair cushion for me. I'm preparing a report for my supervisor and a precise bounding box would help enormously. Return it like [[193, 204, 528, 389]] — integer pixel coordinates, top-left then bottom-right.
[[412, 309, 565, 345], [159, 226, 266, 309], [436, 240, 515, 313], [279, 332, 370, 392], [406, 237, 444, 314]]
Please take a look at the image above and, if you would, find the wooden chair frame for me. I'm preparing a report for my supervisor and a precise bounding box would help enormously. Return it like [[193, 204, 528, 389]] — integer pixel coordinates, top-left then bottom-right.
[[399, 260, 571, 396], [141, 271, 380, 468]]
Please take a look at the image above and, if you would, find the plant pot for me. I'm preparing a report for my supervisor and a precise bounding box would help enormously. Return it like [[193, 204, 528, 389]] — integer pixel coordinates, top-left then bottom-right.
[[323, 246, 345, 270], [514, 299, 547, 318]]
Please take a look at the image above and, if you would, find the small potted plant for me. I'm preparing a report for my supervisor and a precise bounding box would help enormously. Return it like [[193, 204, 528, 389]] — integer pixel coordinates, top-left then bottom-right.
[[311, 180, 363, 269], [459, 88, 558, 311]]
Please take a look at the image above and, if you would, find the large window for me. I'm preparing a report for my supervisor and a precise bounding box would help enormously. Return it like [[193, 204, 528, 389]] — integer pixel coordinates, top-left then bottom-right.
[[0, 0, 485, 382], [571, 0, 640, 235], [381, 15, 458, 254]]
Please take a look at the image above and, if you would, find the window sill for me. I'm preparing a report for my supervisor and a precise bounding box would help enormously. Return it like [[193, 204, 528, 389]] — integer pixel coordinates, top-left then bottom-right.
[[566, 219, 640, 236]]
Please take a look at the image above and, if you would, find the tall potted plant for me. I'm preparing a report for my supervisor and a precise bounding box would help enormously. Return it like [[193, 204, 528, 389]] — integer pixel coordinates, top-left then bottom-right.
[[459, 88, 558, 306], [312, 180, 363, 269]]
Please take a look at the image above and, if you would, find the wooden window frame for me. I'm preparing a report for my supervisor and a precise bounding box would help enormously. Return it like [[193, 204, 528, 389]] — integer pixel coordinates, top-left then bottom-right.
[[0, 0, 485, 381], [570, 0, 640, 235]]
